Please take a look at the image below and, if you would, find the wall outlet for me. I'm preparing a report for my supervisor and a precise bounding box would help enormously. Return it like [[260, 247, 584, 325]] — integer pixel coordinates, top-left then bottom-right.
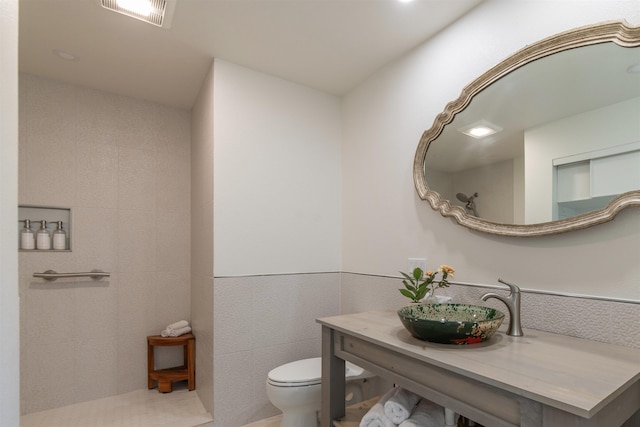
[[407, 258, 427, 272]]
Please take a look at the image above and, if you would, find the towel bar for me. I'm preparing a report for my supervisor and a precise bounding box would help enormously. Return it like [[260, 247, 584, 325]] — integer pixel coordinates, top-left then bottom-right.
[[33, 269, 110, 282]]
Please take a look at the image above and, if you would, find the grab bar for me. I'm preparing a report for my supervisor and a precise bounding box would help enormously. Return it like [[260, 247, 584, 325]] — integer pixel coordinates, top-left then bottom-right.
[[33, 269, 110, 282]]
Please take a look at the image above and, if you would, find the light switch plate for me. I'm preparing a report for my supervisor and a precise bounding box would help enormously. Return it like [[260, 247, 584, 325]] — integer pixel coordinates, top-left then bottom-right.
[[408, 257, 427, 272]]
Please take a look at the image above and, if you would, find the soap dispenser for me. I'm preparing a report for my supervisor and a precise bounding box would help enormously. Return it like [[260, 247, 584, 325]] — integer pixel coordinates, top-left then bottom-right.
[[36, 220, 51, 250], [20, 219, 35, 250], [52, 221, 67, 250]]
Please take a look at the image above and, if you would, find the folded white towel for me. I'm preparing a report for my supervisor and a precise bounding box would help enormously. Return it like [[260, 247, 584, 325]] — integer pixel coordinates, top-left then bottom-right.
[[384, 387, 421, 423], [161, 326, 192, 337], [360, 388, 396, 427], [398, 399, 444, 427], [166, 320, 189, 330]]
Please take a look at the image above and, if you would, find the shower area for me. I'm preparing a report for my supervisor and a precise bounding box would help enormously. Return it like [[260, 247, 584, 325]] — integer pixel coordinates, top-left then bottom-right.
[[18, 73, 213, 425], [456, 192, 479, 217]]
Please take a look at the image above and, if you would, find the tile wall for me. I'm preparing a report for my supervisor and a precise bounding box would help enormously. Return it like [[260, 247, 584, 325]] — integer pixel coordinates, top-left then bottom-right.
[[211, 271, 638, 427], [341, 273, 640, 349], [19, 74, 192, 414], [212, 273, 341, 426]]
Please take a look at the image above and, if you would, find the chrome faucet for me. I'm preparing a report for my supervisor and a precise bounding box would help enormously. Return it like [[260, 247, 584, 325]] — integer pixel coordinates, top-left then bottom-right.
[[481, 279, 523, 337]]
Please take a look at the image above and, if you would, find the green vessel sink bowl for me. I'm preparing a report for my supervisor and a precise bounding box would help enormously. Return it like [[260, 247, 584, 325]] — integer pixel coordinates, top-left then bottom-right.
[[397, 304, 505, 345]]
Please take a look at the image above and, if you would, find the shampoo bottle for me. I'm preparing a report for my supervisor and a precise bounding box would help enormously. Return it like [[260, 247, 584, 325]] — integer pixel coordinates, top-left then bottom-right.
[[52, 221, 67, 250], [36, 220, 51, 250], [20, 219, 35, 250]]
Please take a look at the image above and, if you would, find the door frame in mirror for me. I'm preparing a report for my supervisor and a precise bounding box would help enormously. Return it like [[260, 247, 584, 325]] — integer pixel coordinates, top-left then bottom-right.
[[414, 20, 640, 237]]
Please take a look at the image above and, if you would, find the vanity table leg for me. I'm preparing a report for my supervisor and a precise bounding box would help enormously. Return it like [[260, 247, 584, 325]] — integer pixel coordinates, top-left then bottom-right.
[[518, 398, 542, 427], [321, 325, 346, 427]]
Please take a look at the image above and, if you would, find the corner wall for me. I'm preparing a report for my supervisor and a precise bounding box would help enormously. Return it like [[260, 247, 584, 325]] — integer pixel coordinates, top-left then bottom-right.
[[212, 60, 342, 277], [210, 60, 343, 426], [191, 63, 215, 415]]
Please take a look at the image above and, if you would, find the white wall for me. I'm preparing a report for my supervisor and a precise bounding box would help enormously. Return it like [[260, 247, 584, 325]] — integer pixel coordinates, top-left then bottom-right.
[[525, 97, 640, 223], [342, 0, 640, 300], [213, 60, 342, 276], [0, 0, 20, 425]]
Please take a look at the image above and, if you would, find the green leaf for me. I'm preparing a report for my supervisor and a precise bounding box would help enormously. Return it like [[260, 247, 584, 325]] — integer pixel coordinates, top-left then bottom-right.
[[401, 280, 416, 292], [399, 289, 415, 299], [400, 271, 413, 281]]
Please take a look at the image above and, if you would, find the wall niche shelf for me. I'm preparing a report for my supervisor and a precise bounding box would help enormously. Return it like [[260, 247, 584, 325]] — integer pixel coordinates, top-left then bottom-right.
[[18, 205, 71, 252]]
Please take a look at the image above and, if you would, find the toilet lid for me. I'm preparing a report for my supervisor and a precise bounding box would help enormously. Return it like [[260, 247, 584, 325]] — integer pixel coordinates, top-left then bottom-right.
[[268, 358, 321, 385], [267, 357, 367, 386]]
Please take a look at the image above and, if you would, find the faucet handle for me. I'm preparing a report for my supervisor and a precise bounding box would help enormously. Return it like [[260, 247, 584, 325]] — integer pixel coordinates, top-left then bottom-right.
[[498, 278, 520, 294], [498, 278, 523, 337]]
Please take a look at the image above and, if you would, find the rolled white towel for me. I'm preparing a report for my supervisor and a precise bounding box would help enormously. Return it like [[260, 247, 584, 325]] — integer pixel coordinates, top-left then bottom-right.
[[383, 387, 421, 423], [398, 399, 444, 427], [166, 320, 189, 330], [360, 388, 396, 427], [160, 326, 192, 337], [422, 295, 453, 304]]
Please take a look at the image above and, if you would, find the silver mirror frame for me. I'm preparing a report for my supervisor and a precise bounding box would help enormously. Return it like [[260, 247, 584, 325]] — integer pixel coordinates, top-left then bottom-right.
[[414, 21, 640, 237]]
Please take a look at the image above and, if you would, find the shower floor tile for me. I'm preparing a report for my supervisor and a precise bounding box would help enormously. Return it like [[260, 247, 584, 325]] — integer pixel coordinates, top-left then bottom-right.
[[21, 386, 212, 427]]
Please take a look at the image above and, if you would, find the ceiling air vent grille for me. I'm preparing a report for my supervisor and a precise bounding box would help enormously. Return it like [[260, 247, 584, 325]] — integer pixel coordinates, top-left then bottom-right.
[[101, 0, 167, 27]]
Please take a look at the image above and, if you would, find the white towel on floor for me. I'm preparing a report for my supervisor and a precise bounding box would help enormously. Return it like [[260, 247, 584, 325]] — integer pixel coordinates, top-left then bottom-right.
[[166, 320, 189, 330], [398, 399, 444, 427], [383, 387, 421, 423], [161, 326, 192, 337], [360, 388, 397, 427]]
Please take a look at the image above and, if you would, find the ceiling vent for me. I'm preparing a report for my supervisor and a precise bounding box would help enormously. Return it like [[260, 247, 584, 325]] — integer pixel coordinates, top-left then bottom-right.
[[101, 0, 176, 28]]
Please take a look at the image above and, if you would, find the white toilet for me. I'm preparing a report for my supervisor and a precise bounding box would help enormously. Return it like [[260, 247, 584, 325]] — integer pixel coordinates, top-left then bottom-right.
[[266, 357, 373, 427]]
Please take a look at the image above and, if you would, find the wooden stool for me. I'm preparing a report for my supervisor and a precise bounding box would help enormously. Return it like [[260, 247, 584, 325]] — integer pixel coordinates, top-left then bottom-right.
[[147, 333, 195, 393]]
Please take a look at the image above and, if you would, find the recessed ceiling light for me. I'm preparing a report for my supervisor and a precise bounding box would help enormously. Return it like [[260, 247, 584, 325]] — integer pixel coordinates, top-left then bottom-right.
[[101, 0, 175, 27], [117, 0, 152, 16], [458, 120, 503, 139], [52, 49, 79, 61], [398, 0, 415, 3]]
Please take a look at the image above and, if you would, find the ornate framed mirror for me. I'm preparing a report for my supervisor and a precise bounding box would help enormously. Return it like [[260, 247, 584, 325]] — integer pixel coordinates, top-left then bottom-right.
[[414, 21, 640, 237]]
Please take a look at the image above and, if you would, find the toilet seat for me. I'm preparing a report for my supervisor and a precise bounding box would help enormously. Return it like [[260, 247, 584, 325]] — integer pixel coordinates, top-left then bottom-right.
[[268, 358, 321, 387], [267, 357, 370, 387]]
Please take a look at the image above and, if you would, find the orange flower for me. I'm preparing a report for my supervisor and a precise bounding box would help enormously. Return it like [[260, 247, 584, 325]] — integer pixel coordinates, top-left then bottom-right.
[[439, 265, 455, 277]]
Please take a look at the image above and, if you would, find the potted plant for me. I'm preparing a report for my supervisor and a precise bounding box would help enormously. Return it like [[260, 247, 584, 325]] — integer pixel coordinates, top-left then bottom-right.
[[399, 265, 455, 303]]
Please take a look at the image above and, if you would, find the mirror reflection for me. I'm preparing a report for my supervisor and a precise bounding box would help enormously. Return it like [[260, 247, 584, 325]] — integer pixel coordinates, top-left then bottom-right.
[[424, 41, 640, 226]]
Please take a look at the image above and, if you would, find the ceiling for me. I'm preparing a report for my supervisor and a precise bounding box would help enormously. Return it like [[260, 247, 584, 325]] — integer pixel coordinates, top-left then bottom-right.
[[19, 0, 482, 110]]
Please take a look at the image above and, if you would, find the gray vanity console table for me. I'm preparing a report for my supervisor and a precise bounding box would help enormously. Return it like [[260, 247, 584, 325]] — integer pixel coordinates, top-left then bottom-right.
[[318, 311, 640, 427]]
